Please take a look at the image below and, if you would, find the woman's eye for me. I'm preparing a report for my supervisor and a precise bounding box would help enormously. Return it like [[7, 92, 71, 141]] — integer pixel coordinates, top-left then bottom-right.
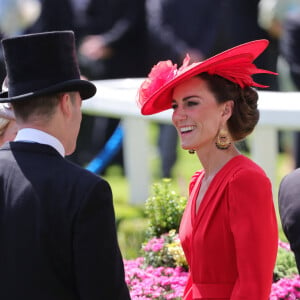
[[171, 103, 178, 109], [187, 101, 198, 107]]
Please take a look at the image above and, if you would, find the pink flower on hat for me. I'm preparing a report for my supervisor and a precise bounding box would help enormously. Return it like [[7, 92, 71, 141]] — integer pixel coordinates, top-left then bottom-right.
[[137, 59, 178, 109]]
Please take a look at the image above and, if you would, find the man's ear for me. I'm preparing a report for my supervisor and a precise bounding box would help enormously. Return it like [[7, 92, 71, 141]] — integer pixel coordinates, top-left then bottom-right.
[[59, 93, 72, 118]]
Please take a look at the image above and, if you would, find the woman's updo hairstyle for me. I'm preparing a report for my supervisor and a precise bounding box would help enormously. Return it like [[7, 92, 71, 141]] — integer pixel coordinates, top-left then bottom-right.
[[198, 72, 259, 141]]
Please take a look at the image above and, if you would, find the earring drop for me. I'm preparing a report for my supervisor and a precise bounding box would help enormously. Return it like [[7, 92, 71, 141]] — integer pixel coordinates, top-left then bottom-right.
[[188, 150, 195, 154], [215, 129, 231, 150]]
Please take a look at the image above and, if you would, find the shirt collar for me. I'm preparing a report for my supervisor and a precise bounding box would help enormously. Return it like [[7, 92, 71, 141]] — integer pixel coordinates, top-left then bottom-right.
[[15, 128, 65, 157]]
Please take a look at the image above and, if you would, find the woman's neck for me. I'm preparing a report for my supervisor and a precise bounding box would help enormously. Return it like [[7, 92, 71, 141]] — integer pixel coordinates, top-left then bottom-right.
[[197, 145, 241, 179]]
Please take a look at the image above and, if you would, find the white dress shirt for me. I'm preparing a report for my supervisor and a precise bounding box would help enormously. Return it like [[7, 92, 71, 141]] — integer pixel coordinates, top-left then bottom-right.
[[15, 128, 65, 157]]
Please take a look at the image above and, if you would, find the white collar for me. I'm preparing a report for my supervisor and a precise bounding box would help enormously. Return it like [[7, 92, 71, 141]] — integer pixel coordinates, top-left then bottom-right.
[[15, 128, 65, 157]]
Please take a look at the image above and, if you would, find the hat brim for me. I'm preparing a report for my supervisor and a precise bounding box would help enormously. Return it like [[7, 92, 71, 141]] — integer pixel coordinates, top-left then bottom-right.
[[140, 40, 270, 115], [0, 79, 96, 103]]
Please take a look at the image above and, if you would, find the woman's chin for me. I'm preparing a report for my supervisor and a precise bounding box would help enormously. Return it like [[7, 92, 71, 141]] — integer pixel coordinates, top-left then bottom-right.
[[181, 144, 194, 151]]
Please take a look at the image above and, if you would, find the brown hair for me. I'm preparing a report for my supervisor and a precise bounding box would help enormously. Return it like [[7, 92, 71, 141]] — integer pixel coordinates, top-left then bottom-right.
[[198, 73, 259, 141], [12, 92, 76, 123]]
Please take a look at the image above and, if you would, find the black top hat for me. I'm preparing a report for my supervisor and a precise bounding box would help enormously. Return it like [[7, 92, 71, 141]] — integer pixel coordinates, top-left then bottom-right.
[[0, 31, 96, 103]]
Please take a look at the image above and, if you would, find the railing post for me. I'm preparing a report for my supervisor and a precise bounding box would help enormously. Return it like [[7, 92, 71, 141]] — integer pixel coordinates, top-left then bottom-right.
[[122, 117, 150, 205], [250, 126, 278, 197]]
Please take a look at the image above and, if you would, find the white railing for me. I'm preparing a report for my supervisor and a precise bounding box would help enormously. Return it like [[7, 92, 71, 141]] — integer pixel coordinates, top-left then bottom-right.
[[82, 78, 300, 204]]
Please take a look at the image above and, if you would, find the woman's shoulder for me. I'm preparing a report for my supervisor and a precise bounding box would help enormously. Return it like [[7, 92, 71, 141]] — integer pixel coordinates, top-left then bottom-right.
[[228, 155, 271, 186], [225, 155, 267, 175]]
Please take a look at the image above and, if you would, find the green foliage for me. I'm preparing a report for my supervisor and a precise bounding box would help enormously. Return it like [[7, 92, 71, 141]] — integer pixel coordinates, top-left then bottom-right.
[[103, 169, 129, 205], [118, 218, 148, 259], [274, 247, 298, 281], [141, 179, 188, 270], [144, 178, 187, 238], [114, 203, 144, 228]]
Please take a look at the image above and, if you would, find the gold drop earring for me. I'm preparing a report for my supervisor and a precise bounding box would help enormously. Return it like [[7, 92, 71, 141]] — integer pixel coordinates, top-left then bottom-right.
[[215, 129, 231, 150]]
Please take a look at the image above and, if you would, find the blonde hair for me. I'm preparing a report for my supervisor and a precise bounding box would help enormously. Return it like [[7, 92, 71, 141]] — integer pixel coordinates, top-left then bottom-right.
[[0, 103, 15, 136]]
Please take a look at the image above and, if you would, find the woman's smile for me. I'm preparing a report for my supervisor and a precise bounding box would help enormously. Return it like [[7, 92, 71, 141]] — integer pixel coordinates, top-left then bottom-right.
[[179, 125, 196, 134]]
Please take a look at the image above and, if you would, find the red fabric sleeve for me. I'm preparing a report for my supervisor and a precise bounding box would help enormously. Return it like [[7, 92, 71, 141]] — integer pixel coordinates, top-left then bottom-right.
[[228, 168, 278, 300]]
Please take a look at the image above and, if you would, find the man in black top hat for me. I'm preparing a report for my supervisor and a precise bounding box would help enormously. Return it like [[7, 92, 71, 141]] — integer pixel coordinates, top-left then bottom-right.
[[0, 31, 130, 300]]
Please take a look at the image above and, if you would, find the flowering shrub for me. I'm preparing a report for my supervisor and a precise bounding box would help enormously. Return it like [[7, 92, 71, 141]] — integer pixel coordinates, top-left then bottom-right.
[[270, 276, 300, 299], [141, 230, 188, 270], [124, 257, 188, 299], [269, 241, 300, 299], [274, 241, 298, 282], [144, 179, 187, 238], [278, 240, 291, 251]]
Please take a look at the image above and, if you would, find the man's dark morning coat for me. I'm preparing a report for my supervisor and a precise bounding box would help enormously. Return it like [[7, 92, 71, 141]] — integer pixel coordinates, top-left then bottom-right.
[[0, 142, 130, 299]]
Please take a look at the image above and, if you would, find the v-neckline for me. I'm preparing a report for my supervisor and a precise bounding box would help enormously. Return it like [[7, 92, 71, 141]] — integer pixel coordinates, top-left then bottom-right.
[[191, 155, 242, 225]]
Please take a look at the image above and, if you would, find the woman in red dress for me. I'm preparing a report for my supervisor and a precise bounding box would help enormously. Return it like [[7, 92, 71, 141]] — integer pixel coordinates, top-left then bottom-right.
[[137, 40, 278, 300]]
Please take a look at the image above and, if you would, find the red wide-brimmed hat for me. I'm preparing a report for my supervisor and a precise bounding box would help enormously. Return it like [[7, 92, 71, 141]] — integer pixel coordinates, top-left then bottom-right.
[[137, 39, 277, 115]]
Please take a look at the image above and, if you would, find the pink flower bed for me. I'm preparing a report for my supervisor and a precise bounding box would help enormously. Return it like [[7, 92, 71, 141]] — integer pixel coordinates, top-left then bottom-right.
[[270, 276, 300, 299], [143, 237, 164, 252], [278, 240, 291, 251], [124, 240, 300, 299], [124, 257, 188, 299]]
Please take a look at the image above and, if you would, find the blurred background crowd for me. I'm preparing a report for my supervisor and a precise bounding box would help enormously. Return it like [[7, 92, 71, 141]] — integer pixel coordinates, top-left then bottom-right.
[[0, 0, 299, 176]]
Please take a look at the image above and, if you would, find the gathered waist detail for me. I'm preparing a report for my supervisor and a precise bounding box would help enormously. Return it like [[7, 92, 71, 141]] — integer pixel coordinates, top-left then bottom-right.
[[192, 283, 233, 299]]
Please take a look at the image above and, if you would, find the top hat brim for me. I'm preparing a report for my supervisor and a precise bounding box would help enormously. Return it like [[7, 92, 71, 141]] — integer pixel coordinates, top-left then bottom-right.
[[0, 79, 96, 103], [138, 39, 275, 115]]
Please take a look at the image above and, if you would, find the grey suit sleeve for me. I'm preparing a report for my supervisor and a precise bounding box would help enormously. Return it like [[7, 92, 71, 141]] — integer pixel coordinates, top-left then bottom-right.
[[73, 179, 130, 300], [279, 169, 300, 273]]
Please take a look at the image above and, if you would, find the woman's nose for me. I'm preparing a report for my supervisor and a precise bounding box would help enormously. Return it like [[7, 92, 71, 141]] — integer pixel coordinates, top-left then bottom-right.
[[172, 108, 187, 122]]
